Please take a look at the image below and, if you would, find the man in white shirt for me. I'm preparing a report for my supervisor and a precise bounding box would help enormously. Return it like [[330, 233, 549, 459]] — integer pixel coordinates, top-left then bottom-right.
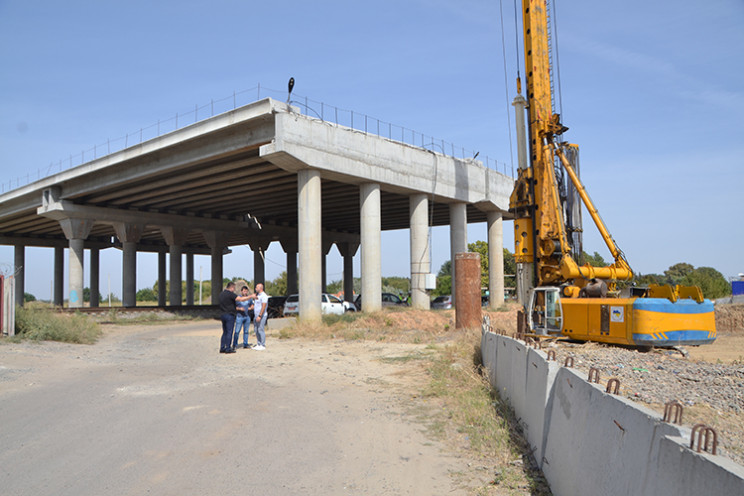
[[253, 283, 269, 350]]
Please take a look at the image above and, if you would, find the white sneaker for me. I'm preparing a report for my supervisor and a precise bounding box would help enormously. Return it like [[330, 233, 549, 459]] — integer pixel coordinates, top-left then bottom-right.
[[253, 345, 266, 351]]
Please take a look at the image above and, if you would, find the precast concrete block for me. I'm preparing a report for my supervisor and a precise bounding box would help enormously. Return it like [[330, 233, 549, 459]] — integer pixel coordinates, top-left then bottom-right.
[[649, 434, 744, 496], [480, 330, 499, 389], [541, 368, 683, 496], [494, 334, 514, 403], [508, 339, 530, 423], [524, 348, 556, 465]]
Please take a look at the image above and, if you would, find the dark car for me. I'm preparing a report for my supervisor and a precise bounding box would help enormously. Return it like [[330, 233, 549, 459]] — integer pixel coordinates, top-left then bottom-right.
[[354, 292, 408, 311], [267, 296, 287, 318]]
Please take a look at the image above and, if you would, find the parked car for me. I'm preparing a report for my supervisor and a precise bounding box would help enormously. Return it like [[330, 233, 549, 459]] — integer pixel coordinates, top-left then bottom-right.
[[431, 295, 452, 309], [267, 296, 287, 318], [353, 292, 409, 311], [282, 293, 355, 317], [283, 294, 299, 316]]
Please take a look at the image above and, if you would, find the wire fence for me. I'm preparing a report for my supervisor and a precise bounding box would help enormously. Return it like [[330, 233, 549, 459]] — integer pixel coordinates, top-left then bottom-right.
[[2, 84, 515, 194]]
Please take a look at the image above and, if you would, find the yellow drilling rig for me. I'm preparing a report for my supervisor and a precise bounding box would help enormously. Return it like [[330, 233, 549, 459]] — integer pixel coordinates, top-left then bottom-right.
[[510, 0, 716, 346]]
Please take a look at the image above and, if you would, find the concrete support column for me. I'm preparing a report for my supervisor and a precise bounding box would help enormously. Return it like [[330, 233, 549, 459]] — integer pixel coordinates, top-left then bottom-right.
[[58, 218, 93, 309], [298, 169, 322, 320], [53, 246, 64, 306], [211, 246, 223, 303], [186, 253, 194, 306], [14, 245, 25, 307], [487, 211, 505, 309], [280, 240, 298, 296], [360, 183, 382, 312], [169, 244, 182, 306], [161, 227, 188, 307], [338, 242, 359, 303], [157, 252, 166, 306], [113, 222, 143, 308], [69, 239, 85, 308], [321, 239, 334, 294], [204, 231, 229, 305], [89, 247, 100, 308], [449, 202, 468, 306], [409, 194, 430, 310], [287, 251, 297, 295], [250, 238, 271, 287]]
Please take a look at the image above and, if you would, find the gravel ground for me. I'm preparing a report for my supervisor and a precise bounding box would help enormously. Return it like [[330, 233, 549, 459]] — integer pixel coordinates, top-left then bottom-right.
[[544, 339, 744, 465]]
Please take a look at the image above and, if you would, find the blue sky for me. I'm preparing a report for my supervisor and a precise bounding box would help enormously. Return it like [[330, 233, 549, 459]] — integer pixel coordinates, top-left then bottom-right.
[[1, 0, 742, 299]]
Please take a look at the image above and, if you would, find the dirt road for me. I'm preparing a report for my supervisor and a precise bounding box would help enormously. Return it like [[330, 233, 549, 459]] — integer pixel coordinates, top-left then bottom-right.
[[0, 320, 474, 495]]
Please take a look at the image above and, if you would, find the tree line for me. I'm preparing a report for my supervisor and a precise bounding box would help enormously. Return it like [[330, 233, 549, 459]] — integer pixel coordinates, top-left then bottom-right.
[[117, 247, 730, 302]]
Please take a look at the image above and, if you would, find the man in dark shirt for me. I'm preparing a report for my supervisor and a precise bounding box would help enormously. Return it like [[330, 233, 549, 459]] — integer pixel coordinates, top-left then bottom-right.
[[218, 282, 252, 354]]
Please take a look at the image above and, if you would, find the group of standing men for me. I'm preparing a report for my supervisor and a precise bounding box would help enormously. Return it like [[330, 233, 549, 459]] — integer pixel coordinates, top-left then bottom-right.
[[218, 281, 269, 354]]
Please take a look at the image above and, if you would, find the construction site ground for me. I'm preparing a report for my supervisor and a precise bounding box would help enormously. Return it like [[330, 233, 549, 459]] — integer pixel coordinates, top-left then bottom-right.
[[0, 303, 741, 494]]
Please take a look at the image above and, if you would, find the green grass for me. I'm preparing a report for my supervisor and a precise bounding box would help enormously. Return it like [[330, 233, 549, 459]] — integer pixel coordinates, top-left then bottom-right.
[[321, 312, 363, 325], [13, 306, 101, 344]]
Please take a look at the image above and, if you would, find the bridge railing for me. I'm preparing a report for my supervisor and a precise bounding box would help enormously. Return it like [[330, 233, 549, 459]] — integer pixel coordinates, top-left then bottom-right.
[[2, 84, 514, 194]]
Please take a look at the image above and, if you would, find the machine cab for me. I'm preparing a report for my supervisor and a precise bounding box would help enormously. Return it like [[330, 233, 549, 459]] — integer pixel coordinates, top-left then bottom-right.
[[527, 287, 563, 335]]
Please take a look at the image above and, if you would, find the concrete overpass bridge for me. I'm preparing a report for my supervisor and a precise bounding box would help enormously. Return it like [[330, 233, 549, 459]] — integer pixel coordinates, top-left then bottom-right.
[[0, 98, 513, 319]]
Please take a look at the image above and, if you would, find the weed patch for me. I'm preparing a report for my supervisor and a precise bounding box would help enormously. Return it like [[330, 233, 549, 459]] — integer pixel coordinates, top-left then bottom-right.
[[14, 306, 101, 344]]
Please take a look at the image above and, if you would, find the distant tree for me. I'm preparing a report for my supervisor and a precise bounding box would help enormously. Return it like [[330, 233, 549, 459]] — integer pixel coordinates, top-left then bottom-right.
[[326, 279, 343, 295], [683, 267, 731, 300], [23, 292, 36, 302], [503, 248, 516, 279], [103, 293, 121, 303], [266, 271, 288, 296], [634, 273, 665, 286], [382, 276, 410, 295], [438, 260, 451, 277], [136, 288, 157, 302], [580, 251, 607, 267], [82, 287, 103, 303], [433, 260, 453, 296], [468, 240, 489, 288], [433, 275, 451, 297], [664, 263, 695, 285]]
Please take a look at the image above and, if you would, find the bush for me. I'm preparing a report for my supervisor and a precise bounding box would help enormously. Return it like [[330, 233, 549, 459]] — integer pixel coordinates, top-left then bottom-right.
[[15, 306, 102, 344]]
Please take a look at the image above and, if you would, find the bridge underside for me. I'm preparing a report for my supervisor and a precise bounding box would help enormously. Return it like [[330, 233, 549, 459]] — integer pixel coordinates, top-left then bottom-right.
[[0, 98, 512, 317]]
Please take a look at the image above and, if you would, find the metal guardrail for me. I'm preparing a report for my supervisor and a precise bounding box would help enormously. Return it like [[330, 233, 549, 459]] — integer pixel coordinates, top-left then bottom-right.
[[2, 84, 515, 194]]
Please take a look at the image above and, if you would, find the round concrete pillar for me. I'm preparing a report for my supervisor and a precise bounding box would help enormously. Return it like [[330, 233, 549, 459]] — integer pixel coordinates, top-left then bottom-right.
[[409, 194, 430, 310], [286, 250, 298, 296], [122, 242, 137, 307], [186, 253, 194, 306], [360, 183, 381, 312], [210, 245, 223, 305], [158, 251, 167, 306], [298, 169, 322, 320], [169, 244, 182, 306], [449, 203, 467, 306], [68, 239, 85, 308], [487, 211, 505, 309], [53, 246, 64, 306], [89, 247, 100, 307], [14, 245, 25, 307]]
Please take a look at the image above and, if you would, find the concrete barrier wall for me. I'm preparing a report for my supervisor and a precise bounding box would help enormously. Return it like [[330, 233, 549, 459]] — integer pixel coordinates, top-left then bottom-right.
[[480, 330, 744, 496]]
